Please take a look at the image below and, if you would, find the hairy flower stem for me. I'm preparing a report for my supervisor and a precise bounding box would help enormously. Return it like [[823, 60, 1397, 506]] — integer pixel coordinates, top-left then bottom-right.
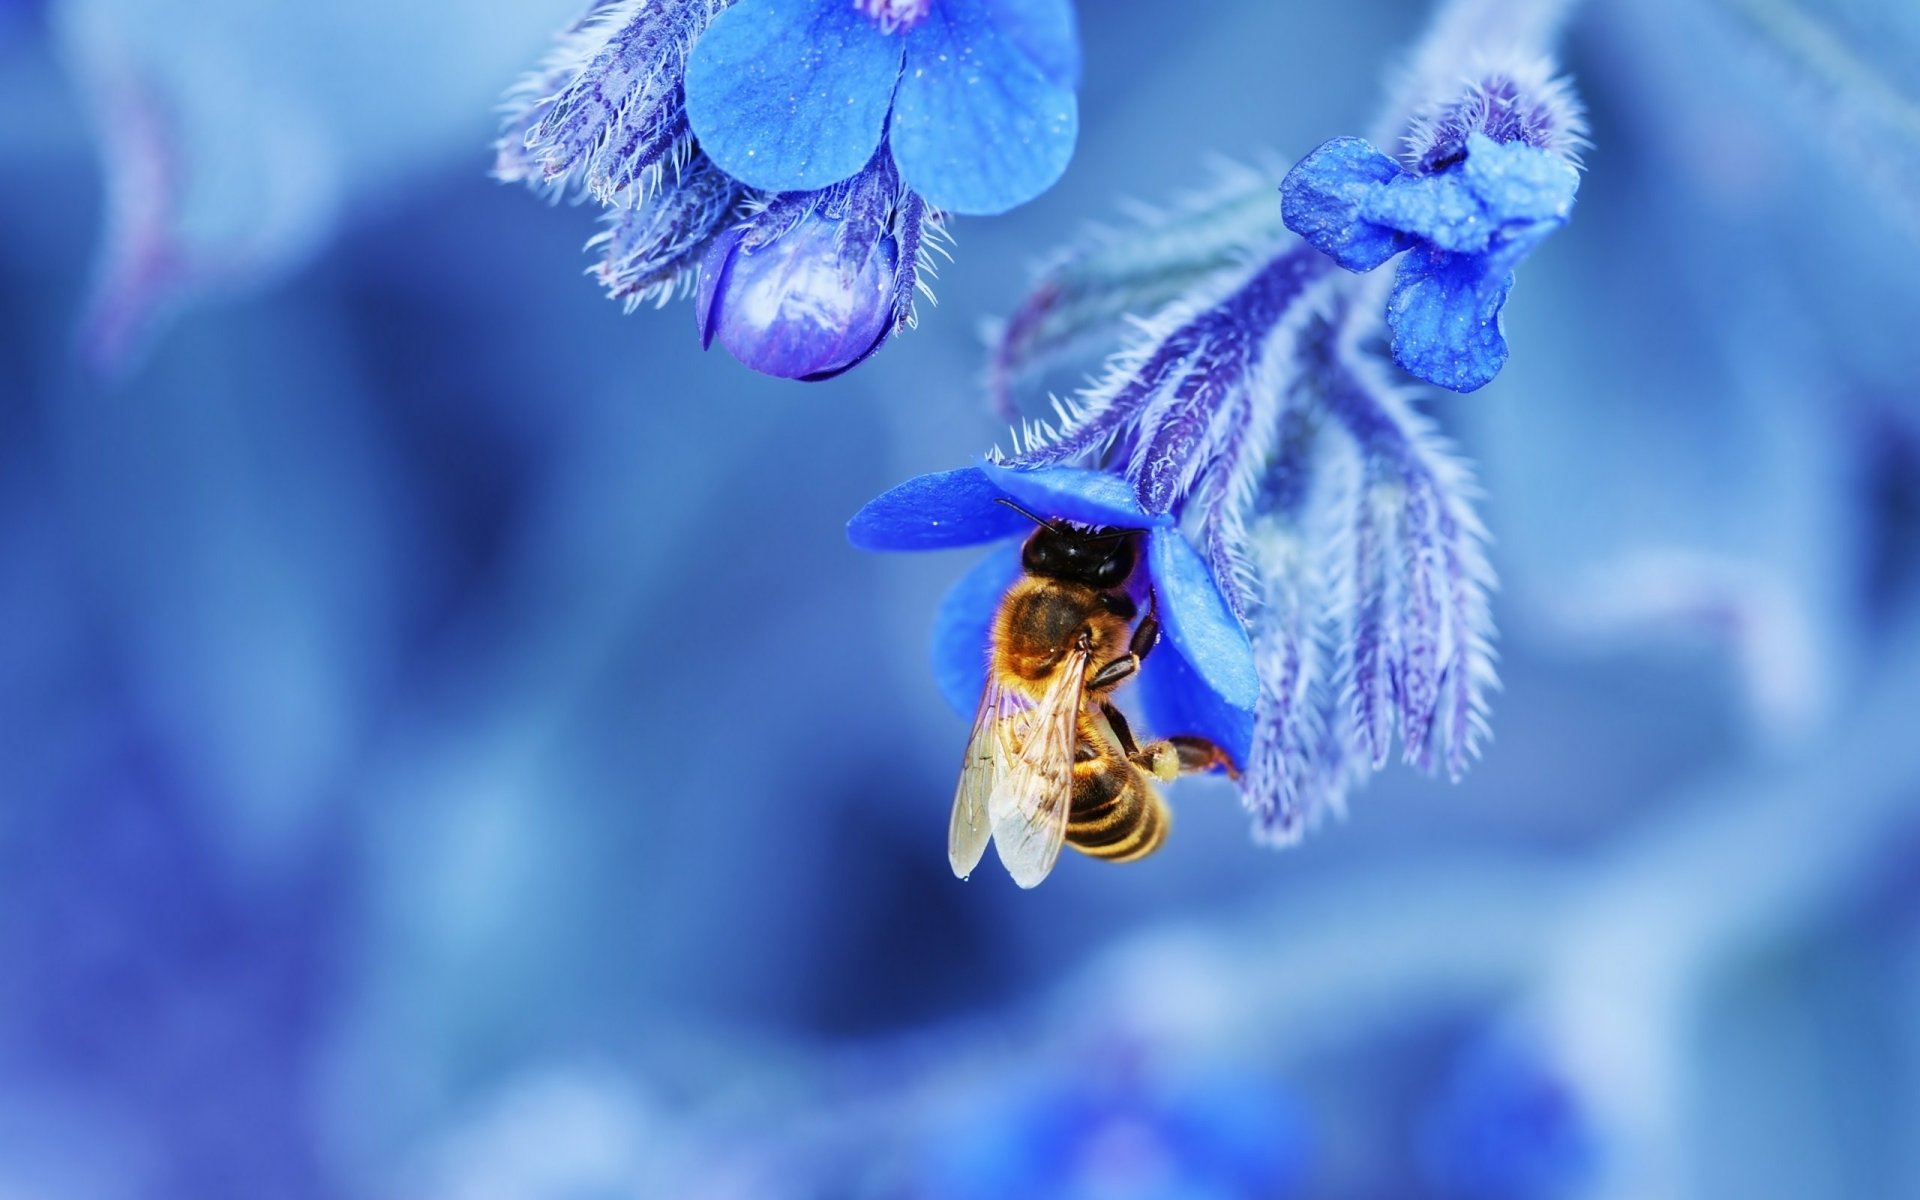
[[1373, 0, 1590, 147]]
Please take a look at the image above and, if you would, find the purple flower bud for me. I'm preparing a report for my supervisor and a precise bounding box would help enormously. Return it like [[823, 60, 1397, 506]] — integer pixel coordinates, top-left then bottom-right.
[[695, 154, 938, 382], [1404, 58, 1587, 174], [695, 213, 895, 382]]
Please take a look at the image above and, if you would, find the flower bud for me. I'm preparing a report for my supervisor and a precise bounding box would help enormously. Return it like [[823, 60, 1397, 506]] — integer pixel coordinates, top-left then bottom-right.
[[695, 155, 931, 382]]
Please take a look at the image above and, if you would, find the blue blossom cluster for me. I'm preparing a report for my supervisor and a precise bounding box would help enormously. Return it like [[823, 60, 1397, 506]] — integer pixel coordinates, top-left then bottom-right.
[[857, 43, 1583, 847], [1002, 275, 1499, 843], [496, 0, 1079, 380]]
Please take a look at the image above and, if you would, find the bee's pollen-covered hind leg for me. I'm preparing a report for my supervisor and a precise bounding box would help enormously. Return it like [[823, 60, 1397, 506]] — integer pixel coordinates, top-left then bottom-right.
[[1168, 734, 1239, 780]]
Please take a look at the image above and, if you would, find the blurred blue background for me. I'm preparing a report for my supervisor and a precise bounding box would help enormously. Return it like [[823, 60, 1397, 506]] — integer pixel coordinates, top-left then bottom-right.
[[3, 0, 1918, 1196]]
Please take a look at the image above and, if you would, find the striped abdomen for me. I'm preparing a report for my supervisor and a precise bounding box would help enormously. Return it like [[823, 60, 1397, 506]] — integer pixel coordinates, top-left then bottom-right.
[[1067, 750, 1169, 864]]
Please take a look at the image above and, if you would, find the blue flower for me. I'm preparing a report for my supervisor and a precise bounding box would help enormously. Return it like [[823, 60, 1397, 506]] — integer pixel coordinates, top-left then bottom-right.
[[1281, 65, 1585, 392], [920, 1069, 1310, 1200], [847, 464, 1258, 765], [684, 0, 1080, 216], [1417, 1035, 1600, 1200], [696, 149, 940, 380], [498, 0, 1027, 377]]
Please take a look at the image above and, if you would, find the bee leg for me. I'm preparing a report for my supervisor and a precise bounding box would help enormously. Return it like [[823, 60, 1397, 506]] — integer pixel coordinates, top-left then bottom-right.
[[1087, 652, 1139, 691], [1167, 734, 1240, 780], [1128, 602, 1161, 663], [1130, 740, 1182, 782], [1101, 702, 1141, 757], [1090, 594, 1165, 691], [1079, 627, 1145, 690], [1124, 735, 1232, 783]]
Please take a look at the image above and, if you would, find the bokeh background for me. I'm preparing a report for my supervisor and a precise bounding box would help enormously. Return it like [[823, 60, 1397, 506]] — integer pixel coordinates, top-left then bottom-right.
[[3, 0, 1918, 1196]]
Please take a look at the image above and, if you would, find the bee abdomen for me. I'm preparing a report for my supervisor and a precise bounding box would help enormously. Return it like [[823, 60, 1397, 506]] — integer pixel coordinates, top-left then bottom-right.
[[1067, 767, 1169, 864]]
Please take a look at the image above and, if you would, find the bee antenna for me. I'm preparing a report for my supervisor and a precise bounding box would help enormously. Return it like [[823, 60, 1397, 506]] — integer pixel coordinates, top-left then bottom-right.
[[993, 496, 1068, 536]]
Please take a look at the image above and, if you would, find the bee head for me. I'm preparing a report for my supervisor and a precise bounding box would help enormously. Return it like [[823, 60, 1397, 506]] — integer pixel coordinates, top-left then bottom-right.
[[1013, 518, 1137, 588]]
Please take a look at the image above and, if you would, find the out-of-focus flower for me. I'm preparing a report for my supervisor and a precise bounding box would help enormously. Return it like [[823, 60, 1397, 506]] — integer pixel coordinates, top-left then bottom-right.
[[684, 0, 1079, 215], [54, 0, 571, 372], [1282, 60, 1586, 391], [847, 464, 1258, 764], [399, 1068, 671, 1200], [921, 1069, 1310, 1200], [1417, 1034, 1599, 1200], [495, 0, 1075, 379], [0, 737, 343, 1196], [696, 150, 942, 380], [0, 0, 43, 45]]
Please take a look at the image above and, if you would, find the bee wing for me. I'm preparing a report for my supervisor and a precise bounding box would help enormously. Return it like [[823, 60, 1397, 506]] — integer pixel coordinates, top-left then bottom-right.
[[987, 648, 1089, 889], [951, 679, 1018, 880]]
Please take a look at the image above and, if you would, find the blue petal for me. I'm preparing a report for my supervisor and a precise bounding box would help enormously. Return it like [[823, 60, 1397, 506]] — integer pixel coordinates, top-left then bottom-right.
[[981, 0, 1080, 89], [1147, 529, 1258, 711], [980, 464, 1167, 530], [694, 224, 748, 350], [930, 543, 1024, 718], [1280, 136, 1412, 272], [847, 467, 1031, 551], [1386, 245, 1517, 393], [1137, 636, 1255, 771], [1459, 134, 1580, 226], [889, 0, 1078, 215], [1361, 169, 1493, 255], [1363, 135, 1577, 256], [684, 0, 901, 193]]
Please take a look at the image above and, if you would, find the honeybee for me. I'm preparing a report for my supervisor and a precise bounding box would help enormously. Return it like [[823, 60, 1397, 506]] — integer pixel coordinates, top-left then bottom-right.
[[951, 506, 1237, 888]]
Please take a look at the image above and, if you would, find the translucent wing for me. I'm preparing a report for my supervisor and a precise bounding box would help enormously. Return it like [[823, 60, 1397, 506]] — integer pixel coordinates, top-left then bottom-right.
[[951, 678, 1018, 879], [988, 648, 1089, 889]]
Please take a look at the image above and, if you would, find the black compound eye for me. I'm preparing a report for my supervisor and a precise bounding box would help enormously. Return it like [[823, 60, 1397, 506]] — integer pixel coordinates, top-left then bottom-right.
[[1087, 557, 1121, 587], [1020, 532, 1062, 575], [1088, 539, 1134, 586]]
